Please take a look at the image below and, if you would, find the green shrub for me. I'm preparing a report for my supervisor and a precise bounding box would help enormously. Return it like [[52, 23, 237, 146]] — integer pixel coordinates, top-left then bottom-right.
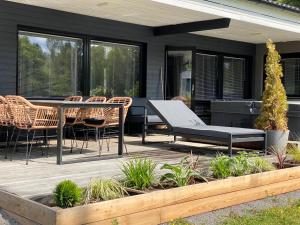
[[160, 155, 207, 187], [210, 154, 232, 179], [83, 179, 127, 204], [230, 152, 252, 177], [211, 152, 272, 179], [287, 145, 300, 162], [53, 180, 82, 208], [249, 157, 275, 173], [122, 158, 157, 190]]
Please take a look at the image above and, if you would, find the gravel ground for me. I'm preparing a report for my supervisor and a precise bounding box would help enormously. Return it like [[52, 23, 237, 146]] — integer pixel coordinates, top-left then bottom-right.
[[2, 190, 300, 225], [180, 190, 300, 225], [0, 209, 20, 225]]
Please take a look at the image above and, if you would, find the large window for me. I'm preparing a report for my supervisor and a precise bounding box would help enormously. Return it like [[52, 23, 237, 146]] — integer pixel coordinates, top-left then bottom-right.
[[90, 41, 141, 97], [194, 51, 250, 100], [18, 31, 83, 97], [195, 53, 218, 100], [223, 56, 246, 99], [282, 57, 300, 97], [18, 28, 145, 97]]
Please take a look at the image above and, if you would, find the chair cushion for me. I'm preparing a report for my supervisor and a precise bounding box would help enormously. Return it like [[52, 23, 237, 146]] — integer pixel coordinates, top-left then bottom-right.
[[84, 118, 105, 125], [66, 117, 76, 124]]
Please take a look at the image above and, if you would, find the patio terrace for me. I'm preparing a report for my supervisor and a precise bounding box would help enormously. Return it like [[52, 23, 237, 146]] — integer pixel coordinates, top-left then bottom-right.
[[0, 135, 249, 198]]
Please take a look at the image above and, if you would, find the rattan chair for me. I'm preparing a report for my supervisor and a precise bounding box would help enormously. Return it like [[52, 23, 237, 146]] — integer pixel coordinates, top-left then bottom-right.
[[63, 96, 83, 150], [69, 96, 107, 153], [82, 97, 132, 155], [72, 96, 106, 154], [0, 96, 13, 158], [6, 95, 59, 164]]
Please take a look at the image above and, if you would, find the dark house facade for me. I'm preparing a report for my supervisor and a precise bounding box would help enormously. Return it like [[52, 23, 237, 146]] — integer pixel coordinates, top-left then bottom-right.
[[1, 0, 300, 123]]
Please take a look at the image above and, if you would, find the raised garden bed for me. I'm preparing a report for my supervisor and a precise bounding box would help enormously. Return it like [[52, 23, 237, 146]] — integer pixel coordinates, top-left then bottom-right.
[[2, 166, 300, 225]]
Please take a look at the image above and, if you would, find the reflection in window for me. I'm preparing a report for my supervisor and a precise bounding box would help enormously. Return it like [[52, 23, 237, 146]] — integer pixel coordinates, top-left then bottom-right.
[[282, 58, 300, 96], [90, 41, 140, 97], [18, 31, 83, 97], [223, 57, 246, 99], [166, 50, 192, 105]]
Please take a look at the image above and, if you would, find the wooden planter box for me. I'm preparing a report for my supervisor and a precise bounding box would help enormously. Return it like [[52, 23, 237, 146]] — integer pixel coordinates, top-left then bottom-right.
[[2, 166, 300, 225]]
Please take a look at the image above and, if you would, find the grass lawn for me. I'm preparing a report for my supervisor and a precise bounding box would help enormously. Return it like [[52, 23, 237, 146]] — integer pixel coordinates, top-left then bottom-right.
[[222, 201, 300, 225], [169, 199, 300, 225]]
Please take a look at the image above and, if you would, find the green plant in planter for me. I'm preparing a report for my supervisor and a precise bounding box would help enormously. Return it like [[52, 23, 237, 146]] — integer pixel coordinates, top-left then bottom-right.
[[83, 178, 127, 204], [160, 155, 207, 187], [122, 158, 157, 190], [53, 180, 82, 208], [255, 39, 288, 131], [210, 154, 232, 179], [269, 146, 287, 169], [287, 145, 300, 163], [211, 152, 272, 179], [249, 156, 275, 173]]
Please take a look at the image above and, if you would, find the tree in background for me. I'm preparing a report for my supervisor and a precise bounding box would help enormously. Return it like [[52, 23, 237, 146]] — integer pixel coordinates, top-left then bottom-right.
[[18, 36, 48, 96], [277, 0, 300, 8]]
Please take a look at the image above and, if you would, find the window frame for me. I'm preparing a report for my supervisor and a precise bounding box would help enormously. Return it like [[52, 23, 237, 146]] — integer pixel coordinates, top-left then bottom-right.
[[263, 52, 300, 99], [195, 49, 252, 100], [16, 25, 147, 98], [280, 52, 300, 98]]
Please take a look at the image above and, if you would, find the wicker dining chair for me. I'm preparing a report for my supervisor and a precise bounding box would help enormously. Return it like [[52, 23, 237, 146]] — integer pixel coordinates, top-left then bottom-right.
[[5, 95, 59, 164], [63, 96, 83, 150], [0, 96, 13, 158], [82, 96, 132, 155], [70, 96, 107, 153], [76, 96, 106, 154]]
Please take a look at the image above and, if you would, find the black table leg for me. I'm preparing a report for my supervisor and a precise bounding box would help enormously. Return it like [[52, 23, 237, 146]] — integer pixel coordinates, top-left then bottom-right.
[[118, 106, 124, 156], [57, 107, 64, 165]]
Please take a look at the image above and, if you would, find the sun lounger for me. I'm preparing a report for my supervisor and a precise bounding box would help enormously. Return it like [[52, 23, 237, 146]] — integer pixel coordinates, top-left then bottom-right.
[[148, 100, 267, 156]]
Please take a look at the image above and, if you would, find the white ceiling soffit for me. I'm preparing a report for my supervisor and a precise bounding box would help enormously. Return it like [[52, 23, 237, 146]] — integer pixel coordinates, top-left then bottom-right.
[[154, 0, 300, 43], [6, 0, 300, 43], [6, 0, 219, 26]]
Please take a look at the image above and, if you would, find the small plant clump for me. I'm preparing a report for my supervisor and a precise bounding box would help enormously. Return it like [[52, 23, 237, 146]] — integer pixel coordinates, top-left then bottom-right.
[[250, 156, 275, 173], [83, 178, 127, 204], [160, 154, 207, 187], [287, 145, 300, 163], [168, 218, 194, 225], [211, 152, 274, 179], [268, 146, 287, 169], [53, 180, 82, 208], [122, 157, 157, 190]]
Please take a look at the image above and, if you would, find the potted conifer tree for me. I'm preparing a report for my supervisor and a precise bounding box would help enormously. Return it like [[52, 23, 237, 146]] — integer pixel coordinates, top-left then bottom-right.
[[255, 39, 289, 152]]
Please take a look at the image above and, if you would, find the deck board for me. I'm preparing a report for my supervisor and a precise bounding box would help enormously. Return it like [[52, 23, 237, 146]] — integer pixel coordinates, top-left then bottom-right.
[[0, 135, 241, 198]]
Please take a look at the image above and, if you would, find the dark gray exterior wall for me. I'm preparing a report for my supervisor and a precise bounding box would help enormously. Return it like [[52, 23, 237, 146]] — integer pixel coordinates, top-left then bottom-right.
[[254, 41, 300, 99], [0, 1, 256, 99]]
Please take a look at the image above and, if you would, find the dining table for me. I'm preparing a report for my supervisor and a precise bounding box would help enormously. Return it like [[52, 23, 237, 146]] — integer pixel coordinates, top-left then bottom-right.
[[30, 100, 125, 165]]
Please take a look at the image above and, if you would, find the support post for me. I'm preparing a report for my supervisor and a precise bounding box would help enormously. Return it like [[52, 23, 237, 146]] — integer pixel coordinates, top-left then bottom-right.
[[57, 107, 64, 165], [118, 106, 124, 156]]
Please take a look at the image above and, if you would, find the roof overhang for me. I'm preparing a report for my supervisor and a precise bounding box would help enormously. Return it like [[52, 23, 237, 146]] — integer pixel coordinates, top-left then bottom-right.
[[5, 0, 300, 44]]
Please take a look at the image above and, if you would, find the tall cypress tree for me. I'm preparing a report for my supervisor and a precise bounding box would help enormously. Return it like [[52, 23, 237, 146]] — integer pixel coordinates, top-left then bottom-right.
[[255, 39, 288, 131]]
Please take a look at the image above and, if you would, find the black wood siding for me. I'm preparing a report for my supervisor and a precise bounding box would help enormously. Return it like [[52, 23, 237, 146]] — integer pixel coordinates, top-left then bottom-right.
[[0, 1, 256, 98]]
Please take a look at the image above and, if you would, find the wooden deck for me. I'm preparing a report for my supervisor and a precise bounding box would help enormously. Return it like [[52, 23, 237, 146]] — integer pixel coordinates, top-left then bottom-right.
[[0, 135, 245, 198]]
